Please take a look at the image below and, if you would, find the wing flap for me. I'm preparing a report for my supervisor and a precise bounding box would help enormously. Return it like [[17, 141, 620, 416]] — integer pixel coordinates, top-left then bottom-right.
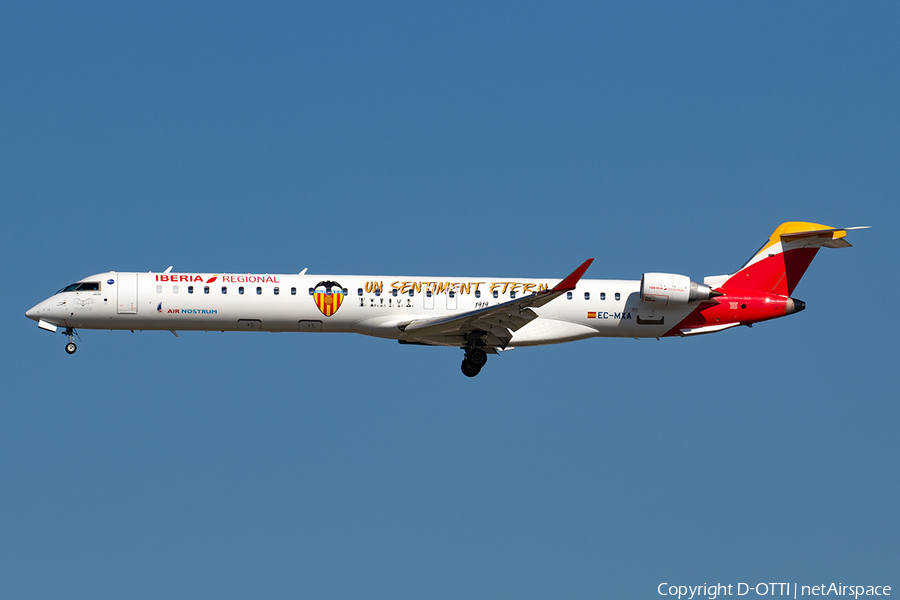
[[484, 331, 511, 347]]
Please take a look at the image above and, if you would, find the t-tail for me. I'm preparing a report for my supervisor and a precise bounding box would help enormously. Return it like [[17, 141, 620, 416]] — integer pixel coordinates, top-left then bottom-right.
[[670, 222, 869, 336], [705, 222, 870, 296]]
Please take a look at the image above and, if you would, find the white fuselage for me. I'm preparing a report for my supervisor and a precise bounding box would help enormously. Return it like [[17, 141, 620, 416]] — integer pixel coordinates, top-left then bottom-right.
[[26, 271, 692, 346], [26, 223, 862, 375]]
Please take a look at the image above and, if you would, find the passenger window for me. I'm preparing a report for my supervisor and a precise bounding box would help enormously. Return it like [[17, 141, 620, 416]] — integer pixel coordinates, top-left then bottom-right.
[[615, 292, 621, 301], [392, 289, 398, 297], [600, 292, 606, 301], [222, 287, 227, 294], [239, 286, 244, 295], [256, 287, 262, 295], [274, 287, 279, 295], [567, 292, 572, 300], [584, 292, 590, 300], [475, 290, 481, 298], [375, 289, 381, 297], [310, 288, 315, 295], [408, 289, 414, 297], [342, 288, 348, 295], [188, 286, 193, 294], [510, 291, 516, 299], [173, 285, 179, 294], [426, 290, 432, 297], [291, 287, 296, 295], [357, 288, 363, 296], [493, 291, 498, 299], [204, 286, 210, 294], [156, 285, 162, 294], [449, 291, 455, 298]]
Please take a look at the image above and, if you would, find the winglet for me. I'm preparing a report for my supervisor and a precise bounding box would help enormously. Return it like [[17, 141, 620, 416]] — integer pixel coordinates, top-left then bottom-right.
[[552, 259, 594, 292]]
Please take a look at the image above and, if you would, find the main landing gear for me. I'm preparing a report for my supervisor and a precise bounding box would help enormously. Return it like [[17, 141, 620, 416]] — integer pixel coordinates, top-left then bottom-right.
[[461, 347, 487, 377], [63, 328, 79, 354]]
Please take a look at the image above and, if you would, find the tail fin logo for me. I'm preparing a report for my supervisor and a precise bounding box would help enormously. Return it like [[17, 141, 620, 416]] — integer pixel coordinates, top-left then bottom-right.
[[313, 281, 346, 317], [720, 222, 866, 296]]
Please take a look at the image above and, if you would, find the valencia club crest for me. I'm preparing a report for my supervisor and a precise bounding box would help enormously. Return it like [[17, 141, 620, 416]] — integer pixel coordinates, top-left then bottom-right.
[[313, 281, 346, 317]]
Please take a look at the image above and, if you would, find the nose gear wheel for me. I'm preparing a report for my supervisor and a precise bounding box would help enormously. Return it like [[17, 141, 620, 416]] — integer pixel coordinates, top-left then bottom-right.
[[63, 328, 79, 354]]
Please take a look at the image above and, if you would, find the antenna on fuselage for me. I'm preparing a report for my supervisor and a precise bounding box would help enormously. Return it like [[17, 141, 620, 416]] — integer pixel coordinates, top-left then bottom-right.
[[299, 268, 308, 275], [163, 266, 173, 273]]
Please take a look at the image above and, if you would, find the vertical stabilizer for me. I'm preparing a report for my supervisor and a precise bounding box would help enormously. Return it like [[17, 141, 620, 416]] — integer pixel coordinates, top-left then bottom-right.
[[705, 222, 866, 295]]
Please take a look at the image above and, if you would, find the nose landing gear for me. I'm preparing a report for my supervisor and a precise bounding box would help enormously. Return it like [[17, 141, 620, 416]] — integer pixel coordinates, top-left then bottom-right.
[[461, 347, 487, 377], [63, 328, 79, 354]]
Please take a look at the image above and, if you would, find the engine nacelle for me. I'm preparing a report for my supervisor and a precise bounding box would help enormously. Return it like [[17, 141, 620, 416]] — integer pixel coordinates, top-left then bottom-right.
[[640, 273, 718, 306]]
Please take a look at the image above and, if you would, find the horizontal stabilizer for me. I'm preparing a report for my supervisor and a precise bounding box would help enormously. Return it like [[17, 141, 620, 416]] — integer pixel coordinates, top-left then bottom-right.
[[780, 225, 870, 247]]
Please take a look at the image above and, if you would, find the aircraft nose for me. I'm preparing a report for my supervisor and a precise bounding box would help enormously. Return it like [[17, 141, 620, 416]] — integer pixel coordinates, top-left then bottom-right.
[[26, 299, 50, 322], [25, 303, 40, 321]]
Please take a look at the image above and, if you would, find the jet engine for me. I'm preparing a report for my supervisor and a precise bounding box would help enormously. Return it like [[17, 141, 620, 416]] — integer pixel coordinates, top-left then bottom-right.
[[640, 273, 720, 306]]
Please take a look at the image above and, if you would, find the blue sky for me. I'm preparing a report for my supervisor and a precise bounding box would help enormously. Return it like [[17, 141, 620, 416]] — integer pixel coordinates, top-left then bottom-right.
[[2, 3, 897, 599]]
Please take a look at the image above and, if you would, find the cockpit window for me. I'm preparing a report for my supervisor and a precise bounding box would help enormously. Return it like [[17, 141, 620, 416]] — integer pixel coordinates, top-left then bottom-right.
[[57, 282, 100, 293]]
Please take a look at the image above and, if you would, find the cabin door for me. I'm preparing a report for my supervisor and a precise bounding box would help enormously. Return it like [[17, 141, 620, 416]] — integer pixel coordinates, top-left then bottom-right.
[[117, 273, 138, 314]]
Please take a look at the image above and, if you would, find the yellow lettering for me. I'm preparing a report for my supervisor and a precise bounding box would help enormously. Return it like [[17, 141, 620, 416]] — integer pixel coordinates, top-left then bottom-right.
[[538, 283, 549, 292], [460, 283, 471, 295], [501, 282, 511, 294], [522, 283, 536, 294], [490, 282, 502, 294], [413, 282, 422, 294], [508, 282, 521, 294], [399, 282, 411, 295], [391, 281, 401, 293], [472, 282, 484, 293]]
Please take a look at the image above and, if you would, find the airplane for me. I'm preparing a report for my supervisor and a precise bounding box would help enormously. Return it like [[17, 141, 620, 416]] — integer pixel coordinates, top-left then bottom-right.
[[26, 221, 867, 376]]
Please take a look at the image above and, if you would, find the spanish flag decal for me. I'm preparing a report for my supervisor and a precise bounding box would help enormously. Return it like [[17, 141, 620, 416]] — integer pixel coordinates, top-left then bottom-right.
[[313, 281, 345, 317], [587, 312, 597, 319]]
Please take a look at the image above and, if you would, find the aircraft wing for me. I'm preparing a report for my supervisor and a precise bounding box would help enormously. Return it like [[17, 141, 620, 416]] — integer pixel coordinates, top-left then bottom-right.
[[399, 259, 593, 349]]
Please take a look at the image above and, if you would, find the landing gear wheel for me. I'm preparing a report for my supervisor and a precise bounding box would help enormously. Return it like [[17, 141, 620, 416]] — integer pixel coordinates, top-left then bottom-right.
[[63, 328, 79, 354], [461, 347, 487, 377], [466, 347, 487, 368], [461, 360, 481, 378]]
